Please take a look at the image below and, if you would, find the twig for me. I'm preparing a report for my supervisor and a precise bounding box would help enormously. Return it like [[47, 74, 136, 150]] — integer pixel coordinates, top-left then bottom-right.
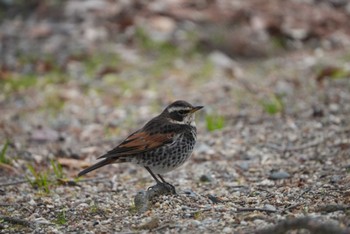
[[0, 203, 19, 207], [78, 176, 110, 183], [265, 140, 324, 152], [152, 223, 178, 232], [0, 176, 109, 187], [236, 207, 277, 213], [316, 204, 350, 213], [0, 179, 27, 187], [255, 216, 348, 234], [255, 187, 274, 196], [0, 216, 33, 228], [297, 187, 312, 199], [281, 203, 303, 213]]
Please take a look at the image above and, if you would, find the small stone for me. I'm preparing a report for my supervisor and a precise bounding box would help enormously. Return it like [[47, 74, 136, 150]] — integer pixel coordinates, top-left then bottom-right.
[[200, 174, 214, 183], [237, 161, 250, 171], [268, 170, 291, 180], [329, 103, 339, 113], [28, 199, 36, 206], [223, 227, 233, 233], [330, 175, 342, 184], [263, 204, 277, 212], [134, 183, 176, 213], [134, 190, 149, 213], [183, 189, 197, 197], [312, 105, 324, 117], [190, 220, 201, 226], [195, 143, 215, 155], [30, 126, 59, 143], [209, 51, 234, 69]]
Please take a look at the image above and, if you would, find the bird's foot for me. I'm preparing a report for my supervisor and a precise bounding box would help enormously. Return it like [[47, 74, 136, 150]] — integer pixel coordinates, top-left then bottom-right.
[[147, 182, 176, 195], [163, 182, 177, 195]]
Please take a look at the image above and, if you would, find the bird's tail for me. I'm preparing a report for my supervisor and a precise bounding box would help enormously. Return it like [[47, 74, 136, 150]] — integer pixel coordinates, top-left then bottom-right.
[[78, 158, 114, 177]]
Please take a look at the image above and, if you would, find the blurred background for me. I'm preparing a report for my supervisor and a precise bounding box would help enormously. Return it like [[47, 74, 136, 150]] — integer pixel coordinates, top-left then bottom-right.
[[1, 0, 350, 174], [1, 0, 350, 171]]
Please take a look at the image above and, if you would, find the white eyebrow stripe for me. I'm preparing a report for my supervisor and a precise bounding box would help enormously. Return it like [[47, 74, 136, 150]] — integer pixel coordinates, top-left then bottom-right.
[[167, 106, 192, 113], [168, 118, 187, 124]]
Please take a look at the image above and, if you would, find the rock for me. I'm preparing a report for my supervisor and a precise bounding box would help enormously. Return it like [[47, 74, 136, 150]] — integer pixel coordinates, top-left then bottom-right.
[[134, 190, 150, 213], [134, 183, 176, 213], [268, 170, 291, 180], [183, 189, 197, 197], [195, 142, 215, 155], [209, 51, 234, 69], [200, 174, 214, 183], [223, 227, 233, 233], [329, 103, 339, 113], [330, 175, 342, 184], [237, 161, 250, 171], [29, 126, 60, 143], [263, 204, 277, 212]]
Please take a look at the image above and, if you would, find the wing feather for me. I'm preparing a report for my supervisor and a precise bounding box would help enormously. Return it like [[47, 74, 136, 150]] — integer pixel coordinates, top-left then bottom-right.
[[98, 130, 176, 158]]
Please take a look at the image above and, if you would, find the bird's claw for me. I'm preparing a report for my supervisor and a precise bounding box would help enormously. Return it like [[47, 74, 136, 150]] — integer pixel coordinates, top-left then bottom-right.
[[147, 182, 176, 195]]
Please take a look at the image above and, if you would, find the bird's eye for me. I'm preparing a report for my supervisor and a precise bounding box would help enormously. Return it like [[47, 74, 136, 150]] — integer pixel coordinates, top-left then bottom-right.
[[178, 110, 187, 115]]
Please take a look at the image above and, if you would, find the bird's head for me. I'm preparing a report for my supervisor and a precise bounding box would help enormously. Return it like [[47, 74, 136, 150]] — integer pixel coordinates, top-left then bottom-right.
[[162, 100, 203, 126]]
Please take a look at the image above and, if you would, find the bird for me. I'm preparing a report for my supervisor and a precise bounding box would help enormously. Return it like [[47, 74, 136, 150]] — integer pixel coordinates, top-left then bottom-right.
[[78, 100, 203, 193]]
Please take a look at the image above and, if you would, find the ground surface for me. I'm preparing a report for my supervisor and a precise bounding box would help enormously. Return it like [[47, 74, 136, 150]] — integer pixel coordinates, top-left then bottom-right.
[[1, 1, 350, 233]]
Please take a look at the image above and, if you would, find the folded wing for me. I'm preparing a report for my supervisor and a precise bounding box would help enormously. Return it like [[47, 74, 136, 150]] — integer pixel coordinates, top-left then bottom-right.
[[98, 130, 176, 158]]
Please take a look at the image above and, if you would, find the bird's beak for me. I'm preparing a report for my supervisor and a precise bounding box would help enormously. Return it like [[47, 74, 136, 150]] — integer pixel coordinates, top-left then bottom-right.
[[190, 106, 204, 113]]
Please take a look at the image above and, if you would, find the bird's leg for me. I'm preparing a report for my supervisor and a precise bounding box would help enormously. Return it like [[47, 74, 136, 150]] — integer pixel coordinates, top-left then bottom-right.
[[144, 166, 161, 184], [158, 174, 176, 194], [144, 167, 176, 194]]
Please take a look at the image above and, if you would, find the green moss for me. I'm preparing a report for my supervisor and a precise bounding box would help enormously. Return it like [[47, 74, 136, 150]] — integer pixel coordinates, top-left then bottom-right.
[[25, 160, 68, 193], [261, 94, 284, 115], [193, 211, 202, 220], [26, 164, 51, 194], [0, 140, 11, 165], [89, 202, 106, 216], [55, 210, 67, 225], [84, 52, 120, 78], [51, 160, 64, 180], [128, 202, 138, 214], [1, 74, 38, 93], [206, 115, 225, 132]]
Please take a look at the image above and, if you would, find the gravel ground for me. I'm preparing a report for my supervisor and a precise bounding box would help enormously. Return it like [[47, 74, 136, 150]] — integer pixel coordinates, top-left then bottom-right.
[[1, 50, 350, 233]]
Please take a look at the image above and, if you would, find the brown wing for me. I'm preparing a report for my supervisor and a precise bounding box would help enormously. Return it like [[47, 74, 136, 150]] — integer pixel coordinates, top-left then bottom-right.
[[98, 130, 176, 158]]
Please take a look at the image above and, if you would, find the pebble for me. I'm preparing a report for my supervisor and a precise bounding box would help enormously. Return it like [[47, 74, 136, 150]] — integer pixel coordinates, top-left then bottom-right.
[[134, 190, 149, 213], [190, 220, 201, 226], [330, 175, 342, 183], [28, 199, 36, 206], [195, 142, 215, 155], [223, 227, 233, 233], [237, 161, 250, 171], [268, 171, 291, 180], [183, 189, 197, 197], [200, 174, 214, 183], [263, 204, 277, 212]]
